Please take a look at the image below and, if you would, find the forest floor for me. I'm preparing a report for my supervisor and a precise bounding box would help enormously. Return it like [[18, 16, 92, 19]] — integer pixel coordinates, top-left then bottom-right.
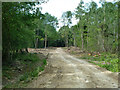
[[2, 48, 48, 88], [26, 48, 118, 88]]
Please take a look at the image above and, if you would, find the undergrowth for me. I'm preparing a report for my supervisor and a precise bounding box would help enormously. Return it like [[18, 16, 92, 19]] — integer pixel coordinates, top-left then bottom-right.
[[14, 53, 40, 62], [80, 52, 118, 72], [3, 53, 47, 88]]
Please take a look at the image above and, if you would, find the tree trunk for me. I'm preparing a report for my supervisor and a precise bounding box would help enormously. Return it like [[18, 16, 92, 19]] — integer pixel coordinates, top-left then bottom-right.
[[81, 31, 84, 50], [20, 49, 24, 54], [65, 36, 68, 47], [97, 33, 100, 48], [72, 28, 76, 47], [87, 28, 89, 50], [102, 35, 105, 52], [73, 35, 76, 47], [35, 29, 39, 49], [16, 49, 19, 53], [25, 48, 28, 53], [35, 38, 38, 49], [45, 33, 47, 49], [103, 1, 106, 52], [65, 29, 68, 47]]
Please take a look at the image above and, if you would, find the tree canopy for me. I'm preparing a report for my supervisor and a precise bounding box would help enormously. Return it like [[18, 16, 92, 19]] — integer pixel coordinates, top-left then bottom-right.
[[59, 1, 118, 53], [2, 1, 119, 63]]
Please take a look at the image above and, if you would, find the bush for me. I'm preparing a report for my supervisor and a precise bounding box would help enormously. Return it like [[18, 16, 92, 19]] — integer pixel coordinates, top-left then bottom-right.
[[39, 67, 44, 71], [19, 72, 29, 81], [16, 53, 39, 62], [43, 59, 47, 65]]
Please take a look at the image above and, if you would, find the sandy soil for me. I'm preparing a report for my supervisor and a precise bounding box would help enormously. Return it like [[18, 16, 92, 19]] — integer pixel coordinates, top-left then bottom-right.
[[27, 48, 118, 88]]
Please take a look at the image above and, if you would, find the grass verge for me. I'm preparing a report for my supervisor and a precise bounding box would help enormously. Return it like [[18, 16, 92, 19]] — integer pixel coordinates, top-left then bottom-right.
[[2, 53, 47, 88], [64, 47, 118, 72], [80, 52, 118, 72]]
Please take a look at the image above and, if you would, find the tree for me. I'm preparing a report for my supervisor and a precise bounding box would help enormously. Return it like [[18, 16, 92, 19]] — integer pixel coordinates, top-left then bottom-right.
[[75, 0, 85, 50], [61, 11, 73, 47], [43, 13, 58, 49], [73, 0, 118, 53], [2, 2, 46, 62]]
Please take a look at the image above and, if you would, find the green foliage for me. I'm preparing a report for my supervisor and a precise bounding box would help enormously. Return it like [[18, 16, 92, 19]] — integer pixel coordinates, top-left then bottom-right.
[[2, 53, 40, 82], [19, 66, 40, 82], [3, 72, 11, 80], [59, 1, 118, 53], [39, 66, 44, 71], [33, 12, 59, 48], [2, 2, 40, 61], [15, 53, 39, 62], [2, 1, 60, 62], [19, 72, 30, 82], [61, 11, 73, 26], [43, 59, 47, 65], [19, 59, 47, 82], [81, 52, 118, 72], [3, 51, 47, 88]]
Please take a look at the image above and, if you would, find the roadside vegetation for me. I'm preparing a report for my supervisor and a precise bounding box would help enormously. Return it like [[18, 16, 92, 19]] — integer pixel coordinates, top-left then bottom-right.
[[3, 53, 47, 88], [60, 1, 119, 73], [81, 52, 118, 72], [2, 0, 119, 88], [2, 1, 57, 88], [65, 47, 118, 72]]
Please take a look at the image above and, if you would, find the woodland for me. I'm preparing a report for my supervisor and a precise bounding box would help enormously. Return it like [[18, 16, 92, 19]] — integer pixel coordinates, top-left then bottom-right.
[[2, 1, 119, 61], [2, 0, 119, 88]]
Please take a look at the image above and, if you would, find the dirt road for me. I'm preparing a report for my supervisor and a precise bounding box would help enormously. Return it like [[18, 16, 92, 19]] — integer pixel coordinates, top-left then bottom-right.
[[27, 48, 118, 88]]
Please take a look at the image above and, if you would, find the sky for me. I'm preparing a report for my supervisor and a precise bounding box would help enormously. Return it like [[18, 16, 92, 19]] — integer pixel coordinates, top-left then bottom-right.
[[40, 0, 115, 30]]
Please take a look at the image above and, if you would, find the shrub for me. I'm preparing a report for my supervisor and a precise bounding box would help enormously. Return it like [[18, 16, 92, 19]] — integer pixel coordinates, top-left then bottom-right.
[[43, 59, 47, 65]]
